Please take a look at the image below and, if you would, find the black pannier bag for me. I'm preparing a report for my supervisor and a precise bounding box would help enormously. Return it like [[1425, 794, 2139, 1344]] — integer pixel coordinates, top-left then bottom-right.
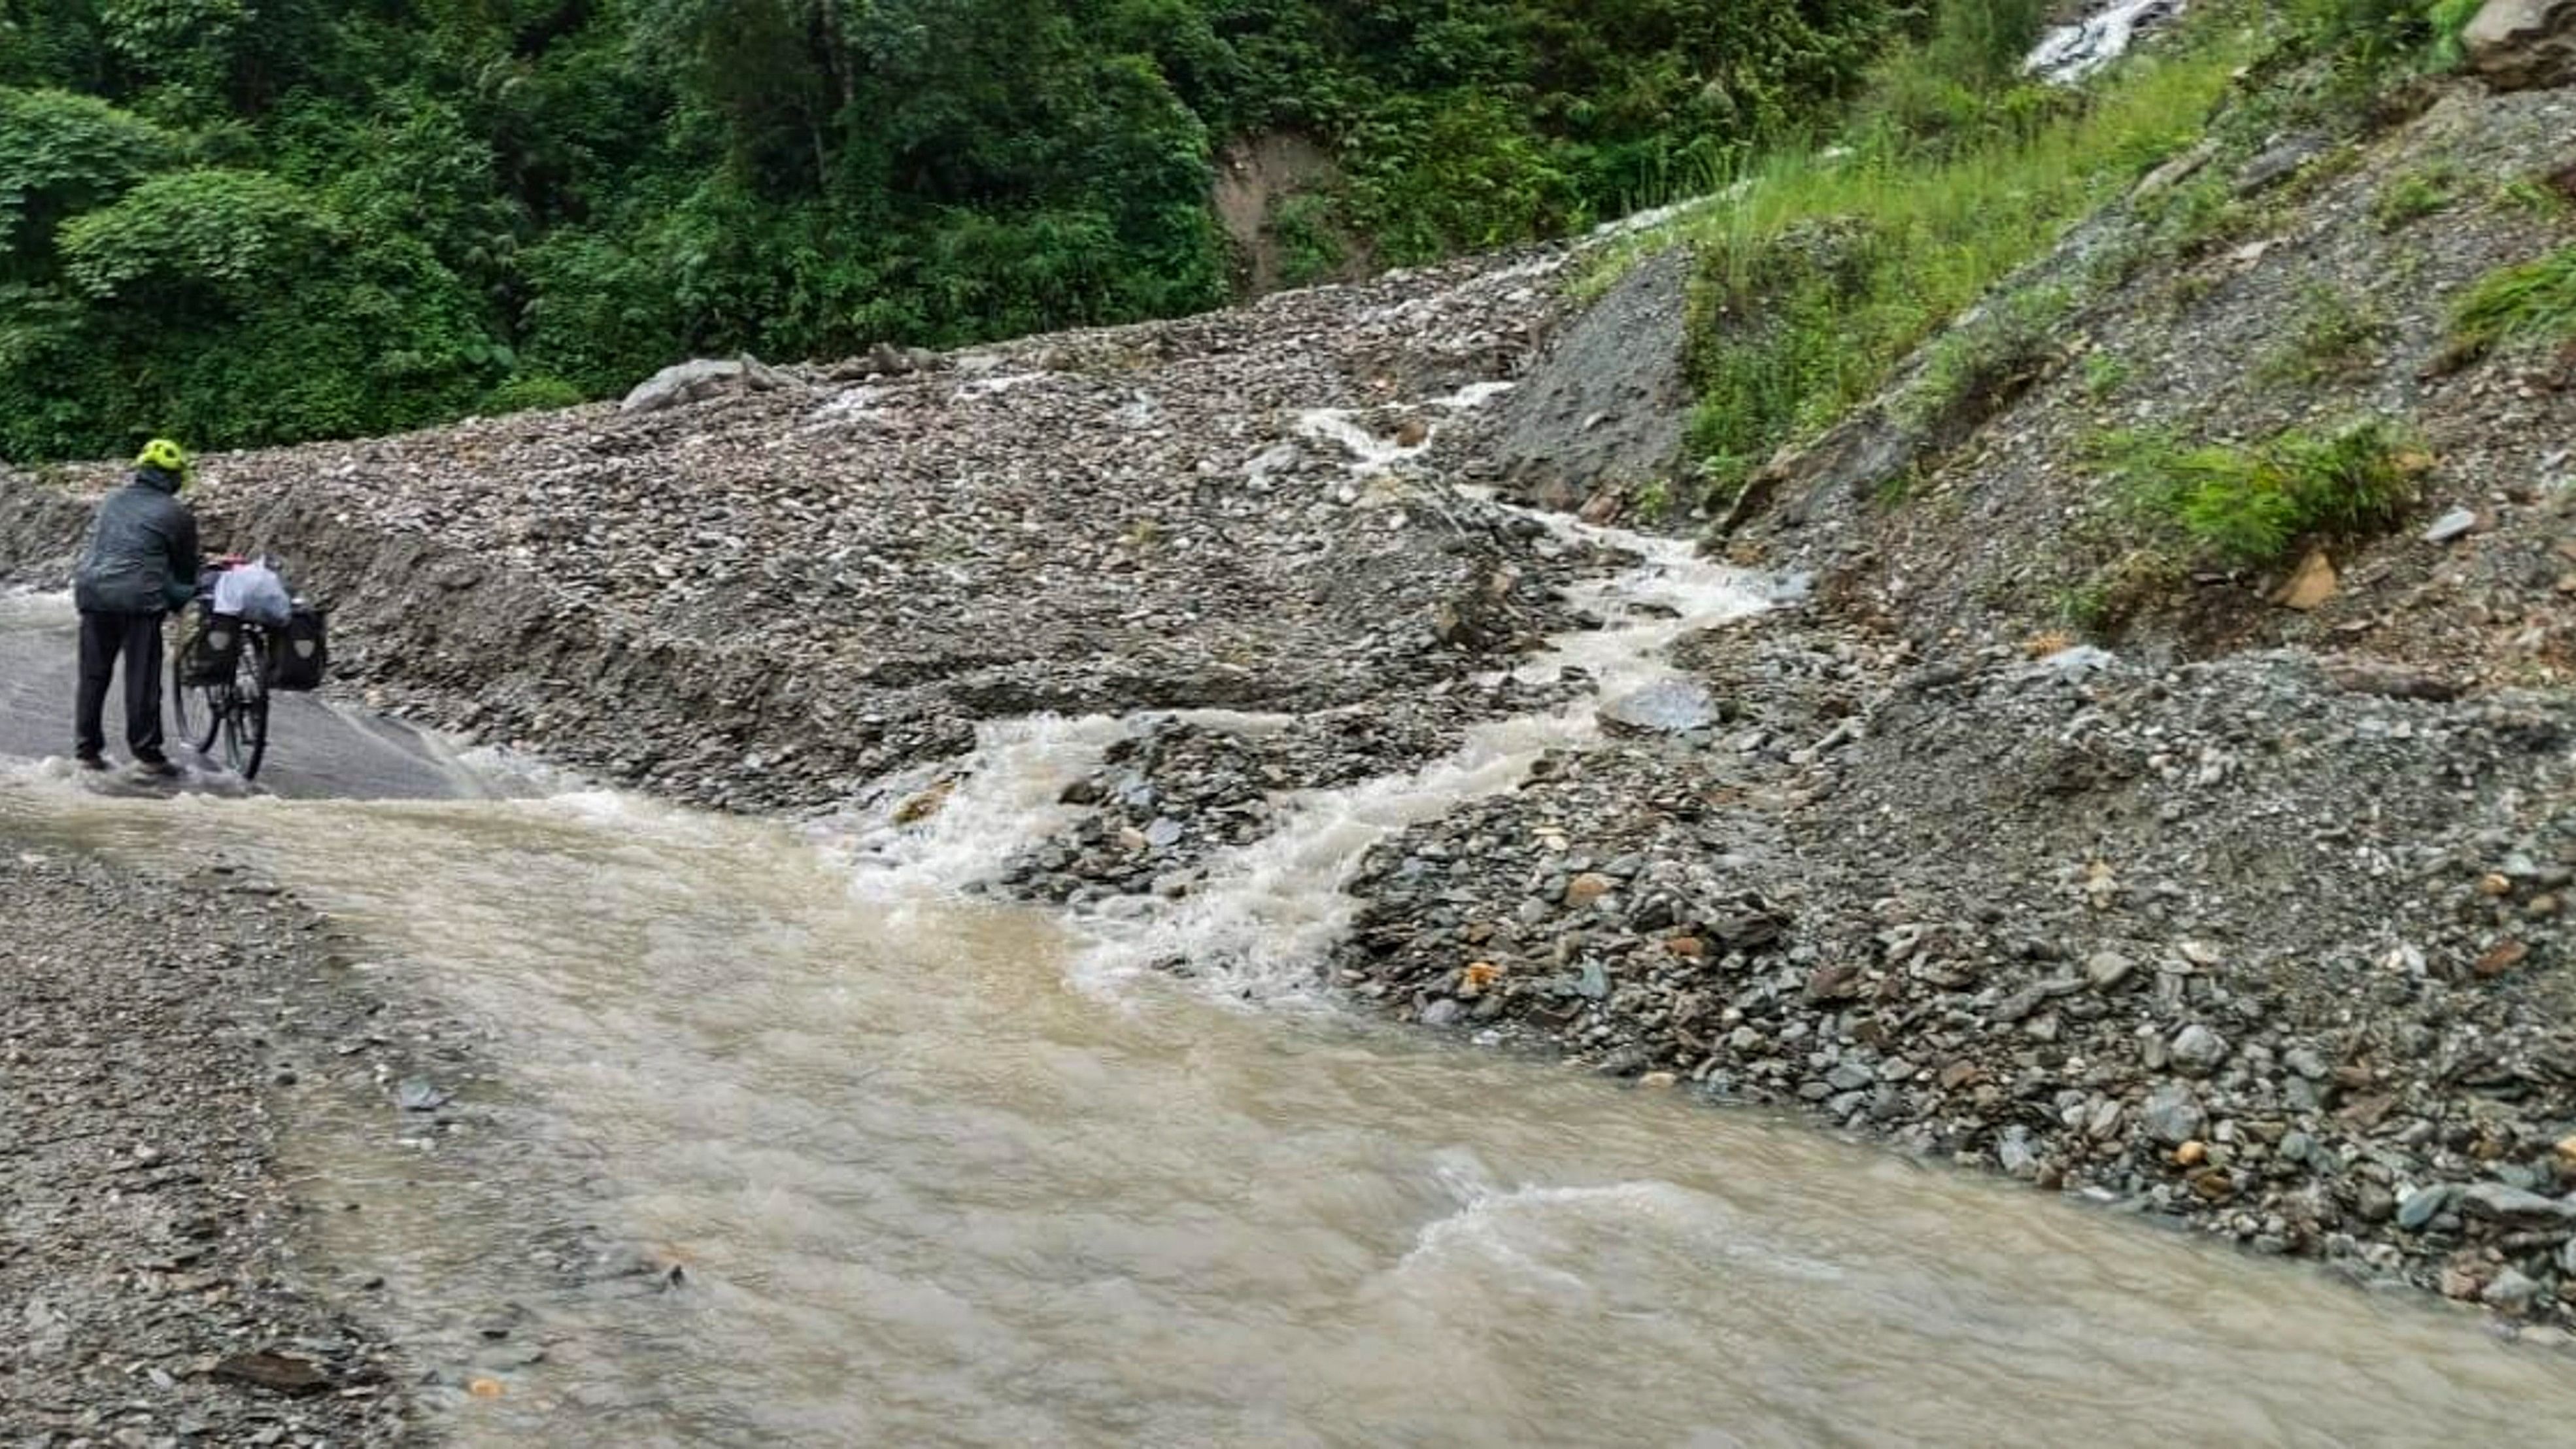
[[266, 602, 328, 691], [177, 597, 243, 685]]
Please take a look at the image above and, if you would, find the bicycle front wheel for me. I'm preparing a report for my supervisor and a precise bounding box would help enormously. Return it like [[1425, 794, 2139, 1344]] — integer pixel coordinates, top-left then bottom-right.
[[219, 632, 271, 779], [171, 652, 224, 755]]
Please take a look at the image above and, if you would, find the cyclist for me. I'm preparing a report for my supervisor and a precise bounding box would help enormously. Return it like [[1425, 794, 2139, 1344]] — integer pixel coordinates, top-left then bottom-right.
[[71, 438, 201, 776]]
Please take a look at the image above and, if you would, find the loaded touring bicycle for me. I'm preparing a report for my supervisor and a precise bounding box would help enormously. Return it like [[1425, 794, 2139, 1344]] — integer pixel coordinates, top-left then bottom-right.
[[171, 556, 328, 781]]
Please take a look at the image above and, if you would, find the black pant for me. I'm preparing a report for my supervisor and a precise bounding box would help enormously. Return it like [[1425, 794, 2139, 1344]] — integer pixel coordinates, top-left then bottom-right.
[[75, 609, 166, 760]]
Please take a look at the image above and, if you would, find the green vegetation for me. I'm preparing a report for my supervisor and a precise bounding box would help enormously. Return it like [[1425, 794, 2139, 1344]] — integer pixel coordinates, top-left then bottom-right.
[[2371, 159, 2464, 230], [1663, 18, 2248, 496], [2093, 417, 2426, 566], [2451, 247, 2576, 354], [1893, 284, 2075, 435], [2255, 281, 2393, 385], [1, 0, 1933, 460], [1631, 0, 2489, 507], [2082, 349, 2134, 402]]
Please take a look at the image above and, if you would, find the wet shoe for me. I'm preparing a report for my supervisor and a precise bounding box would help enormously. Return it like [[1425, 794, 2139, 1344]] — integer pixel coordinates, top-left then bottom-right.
[[74, 751, 109, 772], [129, 753, 180, 779]]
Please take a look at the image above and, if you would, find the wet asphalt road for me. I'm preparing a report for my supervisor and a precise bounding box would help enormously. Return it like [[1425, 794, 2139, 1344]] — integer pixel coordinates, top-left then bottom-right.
[[0, 592, 497, 801]]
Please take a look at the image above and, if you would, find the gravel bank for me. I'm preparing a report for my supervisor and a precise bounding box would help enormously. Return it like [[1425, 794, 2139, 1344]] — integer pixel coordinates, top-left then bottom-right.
[[0, 840, 417, 1444]]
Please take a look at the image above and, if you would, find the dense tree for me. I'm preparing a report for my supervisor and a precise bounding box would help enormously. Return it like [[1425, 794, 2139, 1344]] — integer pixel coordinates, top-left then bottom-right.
[[1, 0, 1918, 460]]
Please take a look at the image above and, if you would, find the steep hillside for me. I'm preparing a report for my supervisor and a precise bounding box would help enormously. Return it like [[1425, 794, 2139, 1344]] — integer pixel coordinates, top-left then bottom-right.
[[1331, 3, 2576, 1328]]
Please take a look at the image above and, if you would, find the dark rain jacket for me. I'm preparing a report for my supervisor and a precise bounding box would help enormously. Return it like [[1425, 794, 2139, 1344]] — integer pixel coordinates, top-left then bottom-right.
[[72, 468, 201, 615]]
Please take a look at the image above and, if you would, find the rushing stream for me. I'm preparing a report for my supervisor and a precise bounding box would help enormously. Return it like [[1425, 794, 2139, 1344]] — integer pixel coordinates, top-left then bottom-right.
[[7, 484, 2576, 1444]]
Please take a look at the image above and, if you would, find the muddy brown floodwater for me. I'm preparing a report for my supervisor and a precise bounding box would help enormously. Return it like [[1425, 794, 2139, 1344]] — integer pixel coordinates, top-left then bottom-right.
[[8, 752, 2576, 1448]]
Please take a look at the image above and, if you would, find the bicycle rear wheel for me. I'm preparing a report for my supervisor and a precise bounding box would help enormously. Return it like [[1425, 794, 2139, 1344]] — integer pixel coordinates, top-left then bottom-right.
[[218, 632, 271, 779]]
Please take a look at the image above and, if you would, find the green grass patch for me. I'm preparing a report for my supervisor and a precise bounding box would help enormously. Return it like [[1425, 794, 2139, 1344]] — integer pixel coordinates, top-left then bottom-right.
[[2254, 281, 2393, 384], [2451, 247, 2576, 353], [1644, 27, 2252, 498], [2082, 349, 2134, 401], [1893, 284, 2076, 434], [2371, 159, 2464, 229], [2093, 416, 2426, 566]]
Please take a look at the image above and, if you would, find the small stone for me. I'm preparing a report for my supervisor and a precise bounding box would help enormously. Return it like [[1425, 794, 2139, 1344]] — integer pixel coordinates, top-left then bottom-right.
[[2273, 549, 2336, 611], [2479, 873, 2515, 897], [1938, 1061, 1980, 1091], [2484, 1269, 2543, 1313], [2476, 940, 2530, 977], [2084, 951, 2136, 992], [1564, 874, 1615, 909], [1638, 1072, 1679, 1089], [2460, 1183, 2576, 1222], [2421, 507, 2479, 545], [2086, 1099, 2126, 1140], [1804, 964, 1863, 1004], [2169, 1024, 2229, 1077], [2141, 1083, 2207, 1145], [2397, 1183, 2462, 1231], [1599, 681, 1722, 736], [2173, 1140, 2209, 1167], [1419, 998, 1465, 1028]]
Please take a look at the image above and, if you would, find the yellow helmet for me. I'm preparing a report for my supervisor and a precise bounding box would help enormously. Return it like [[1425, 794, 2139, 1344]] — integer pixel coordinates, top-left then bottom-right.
[[134, 437, 188, 477]]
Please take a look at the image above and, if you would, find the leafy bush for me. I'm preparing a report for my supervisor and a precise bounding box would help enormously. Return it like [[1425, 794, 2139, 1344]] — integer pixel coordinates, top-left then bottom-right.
[[483, 375, 589, 413], [56, 167, 337, 299], [2099, 417, 2426, 566], [0, 88, 177, 272], [1894, 284, 2074, 435]]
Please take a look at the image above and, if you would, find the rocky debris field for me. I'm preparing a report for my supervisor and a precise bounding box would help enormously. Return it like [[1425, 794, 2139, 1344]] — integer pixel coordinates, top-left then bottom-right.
[[1333, 611, 2576, 1331], [992, 668, 1595, 908], [0, 246, 1602, 819], [0, 846, 415, 1444]]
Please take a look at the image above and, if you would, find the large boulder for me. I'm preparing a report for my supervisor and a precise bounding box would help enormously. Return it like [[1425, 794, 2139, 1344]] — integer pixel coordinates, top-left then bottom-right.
[[2465, 0, 2576, 91], [618, 354, 793, 415]]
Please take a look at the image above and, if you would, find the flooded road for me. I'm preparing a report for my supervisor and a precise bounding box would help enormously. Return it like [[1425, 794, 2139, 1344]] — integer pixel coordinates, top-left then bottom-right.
[[7, 774, 2574, 1446], [6, 526, 2574, 1447]]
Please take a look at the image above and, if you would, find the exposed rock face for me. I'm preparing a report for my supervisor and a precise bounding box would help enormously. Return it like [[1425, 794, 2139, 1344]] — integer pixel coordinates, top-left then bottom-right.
[[2466, 0, 2576, 91]]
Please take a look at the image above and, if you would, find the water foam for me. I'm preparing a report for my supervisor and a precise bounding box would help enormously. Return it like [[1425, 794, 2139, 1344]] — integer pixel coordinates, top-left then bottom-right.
[[1068, 502, 1769, 1002]]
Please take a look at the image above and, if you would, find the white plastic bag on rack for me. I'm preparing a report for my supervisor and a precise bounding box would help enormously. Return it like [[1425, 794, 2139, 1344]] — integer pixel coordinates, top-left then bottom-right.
[[212, 560, 293, 626]]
